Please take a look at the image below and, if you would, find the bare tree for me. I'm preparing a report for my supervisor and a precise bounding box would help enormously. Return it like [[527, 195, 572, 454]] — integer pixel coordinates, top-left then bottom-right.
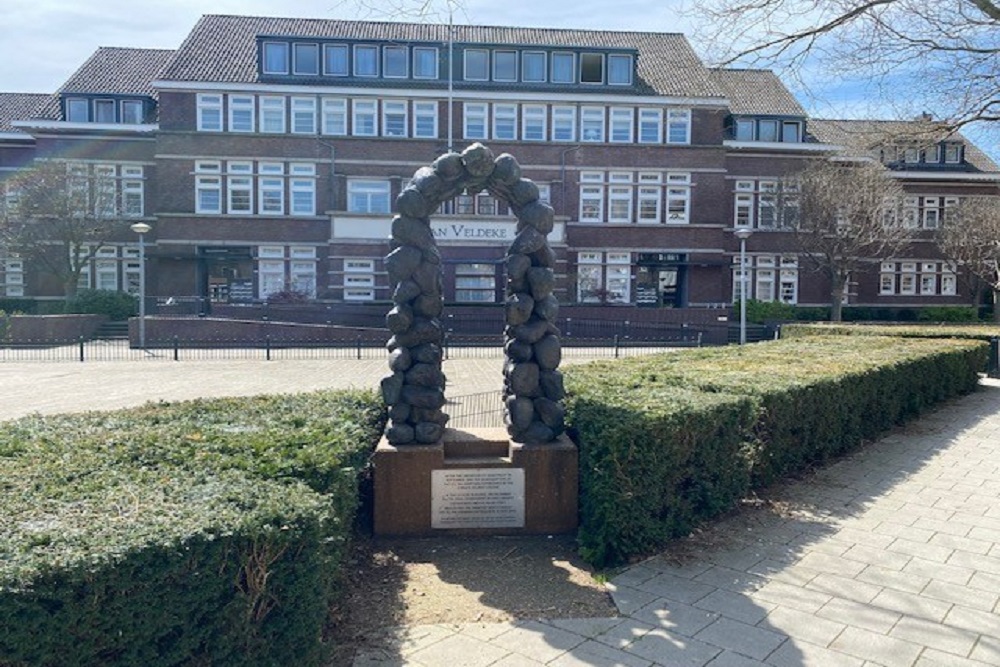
[[936, 195, 1000, 321], [689, 0, 1000, 130], [787, 158, 909, 321], [0, 161, 129, 302]]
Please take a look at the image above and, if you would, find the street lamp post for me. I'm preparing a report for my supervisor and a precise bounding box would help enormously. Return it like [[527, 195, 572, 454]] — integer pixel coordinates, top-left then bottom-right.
[[734, 226, 753, 345], [130, 222, 151, 349]]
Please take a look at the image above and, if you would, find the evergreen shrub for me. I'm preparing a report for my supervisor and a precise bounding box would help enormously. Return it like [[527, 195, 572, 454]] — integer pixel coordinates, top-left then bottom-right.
[[0, 389, 385, 667], [65, 289, 137, 321]]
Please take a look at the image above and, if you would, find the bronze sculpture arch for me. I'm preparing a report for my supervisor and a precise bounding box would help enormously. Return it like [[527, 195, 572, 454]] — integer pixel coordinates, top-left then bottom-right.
[[381, 143, 565, 446]]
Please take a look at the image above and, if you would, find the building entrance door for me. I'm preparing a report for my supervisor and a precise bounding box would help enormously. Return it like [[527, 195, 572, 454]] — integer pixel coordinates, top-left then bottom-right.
[[636, 255, 686, 307], [197, 246, 254, 307]]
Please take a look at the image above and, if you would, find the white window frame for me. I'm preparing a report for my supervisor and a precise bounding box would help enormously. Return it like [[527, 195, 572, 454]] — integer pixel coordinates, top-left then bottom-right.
[[382, 100, 408, 137], [262, 41, 289, 75], [321, 97, 347, 135], [607, 54, 633, 85], [666, 109, 691, 144], [258, 163, 284, 215], [581, 106, 605, 142], [464, 49, 489, 81], [551, 106, 576, 142], [413, 101, 437, 138], [609, 107, 634, 143], [259, 96, 286, 134], [579, 52, 605, 85], [347, 179, 391, 214], [195, 161, 222, 214], [638, 108, 662, 144], [522, 51, 547, 83], [352, 99, 378, 137], [197, 94, 223, 132], [413, 47, 438, 79], [493, 50, 517, 82], [290, 164, 316, 216], [227, 161, 254, 215], [324, 44, 349, 76], [492, 104, 517, 141], [463, 102, 488, 140], [354, 45, 379, 77], [292, 43, 320, 76], [383, 45, 409, 78], [228, 95, 255, 133], [121, 100, 143, 125], [522, 104, 546, 141], [290, 96, 317, 134], [551, 52, 575, 84]]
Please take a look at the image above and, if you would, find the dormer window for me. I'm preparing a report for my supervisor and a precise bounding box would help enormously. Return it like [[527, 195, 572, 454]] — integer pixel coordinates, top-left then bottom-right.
[[522, 52, 546, 82], [782, 121, 801, 142], [263, 42, 289, 74], [580, 53, 604, 84], [66, 98, 89, 122], [324, 44, 349, 76], [121, 100, 144, 124], [607, 54, 633, 85], [552, 52, 575, 83], [383, 46, 408, 78], [493, 51, 517, 82], [464, 49, 489, 81], [944, 143, 962, 164], [735, 119, 754, 141], [413, 47, 438, 78], [732, 117, 803, 143], [758, 119, 778, 142], [293, 43, 319, 75], [354, 45, 378, 77]]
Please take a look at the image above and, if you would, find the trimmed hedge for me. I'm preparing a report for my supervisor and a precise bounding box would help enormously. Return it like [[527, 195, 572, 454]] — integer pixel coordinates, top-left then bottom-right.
[[0, 390, 385, 667], [782, 322, 1000, 343], [565, 336, 987, 567]]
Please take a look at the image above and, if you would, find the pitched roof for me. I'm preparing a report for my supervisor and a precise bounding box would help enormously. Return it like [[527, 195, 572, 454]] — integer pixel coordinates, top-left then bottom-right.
[[158, 14, 726, 99], [809, 119, 998, 172], [708, 68, 806, 116], [30, 47, 176, 120], [0, 93, 49, 134]]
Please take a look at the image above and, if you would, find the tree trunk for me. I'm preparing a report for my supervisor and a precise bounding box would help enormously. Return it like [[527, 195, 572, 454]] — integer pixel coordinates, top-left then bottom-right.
[[829, 286, 844, 322], [62, 280, 78, 312]]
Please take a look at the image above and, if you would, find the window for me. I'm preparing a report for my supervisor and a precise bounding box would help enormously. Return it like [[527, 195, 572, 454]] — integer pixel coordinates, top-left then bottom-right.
[[608, 183, 632, 222], [93, 100, 116, 123], [552, 106, 576, 141], [579, 172, 604, 221], [902, 196, 919, 228], [258, 258, 285, 299], [290, 164, 316, 215], [581, 106, 605, 142], [638, 108, 662, 143], [352, 99, 377, 136], [229, 95, 255, 132], [122, 166, 144, 217], [945, 144, 962, 164], [522, 51, 546, 82], [227, 162, 253, 214], [197, 94, 223, 131], [637, 174, 661, 224], [923, 197, 940, 229], [609, 107, 633, 143], [493, 104, 516, 140], [382, 100, 408, 137], [577, 252, 603, 302], [464, 49, 489, 80], [522, 105, 546, 141], [384, 46, 408, 78], [551, 52, 575, 83], [904, 147, 920, 164], [605, 252, 631, 302], [735, 119, 754, 141], [781, 121, 801, 143], [413, 101, 437, 138], [258, 163, 284, 214], [322, 97, 347, 135], [348, 179, 390, 213], [413, 47, 438, 78], [779, 257, 798, 303], [293, 43, 319, 75], [463, 103, 487, 140], [93, 165, 117, 217], [291, 97, 317, 134], [493, 50, 517, 81], [195, 161, 222, 214], [455, 263, 496, 302], [324, 44, 348, 76], [66, 98, 89, 122], [96, 259, 118, 292], [667, 109, 691, 144], [121, 100, 143, 124], [537, 184, 551, 206], [259, 96, 286, 133], [354, 45, 378, 77], [607, 54, 632, 85], [263, 42, 289, 74], [291, 259, 317, 298], [758, 181, 777, 229], [476, 193, 498, 215], [758, 120, 779, 142], [666, 176, 690, 223], [580, 53, 604, 84]]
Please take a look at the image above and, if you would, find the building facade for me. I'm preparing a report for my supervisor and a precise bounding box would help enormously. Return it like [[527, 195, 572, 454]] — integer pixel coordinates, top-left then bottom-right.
[[2, 14, 998, 319]]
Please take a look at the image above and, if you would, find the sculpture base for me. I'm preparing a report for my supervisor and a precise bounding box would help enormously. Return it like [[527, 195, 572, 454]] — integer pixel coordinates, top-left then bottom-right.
[[373, 428, 578, 536]]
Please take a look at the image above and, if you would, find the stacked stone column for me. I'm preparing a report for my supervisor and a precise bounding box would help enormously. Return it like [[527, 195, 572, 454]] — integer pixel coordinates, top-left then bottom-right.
[[381, 142, 564, 446]]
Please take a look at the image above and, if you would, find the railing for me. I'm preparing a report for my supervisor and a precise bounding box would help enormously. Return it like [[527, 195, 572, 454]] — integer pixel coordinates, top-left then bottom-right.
[[445, 390, 505, 430]]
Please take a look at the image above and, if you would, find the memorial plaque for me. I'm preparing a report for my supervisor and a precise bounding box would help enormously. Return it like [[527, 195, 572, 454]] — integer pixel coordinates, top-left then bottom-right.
[[431, 468, 525, 529]]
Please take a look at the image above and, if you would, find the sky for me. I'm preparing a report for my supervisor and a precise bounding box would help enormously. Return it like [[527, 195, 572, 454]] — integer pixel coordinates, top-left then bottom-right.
[[0, 0, 994, 160]]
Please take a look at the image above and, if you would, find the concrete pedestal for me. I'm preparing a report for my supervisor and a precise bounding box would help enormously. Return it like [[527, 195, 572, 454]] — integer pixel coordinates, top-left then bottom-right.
[[373, 427, 578, 536]]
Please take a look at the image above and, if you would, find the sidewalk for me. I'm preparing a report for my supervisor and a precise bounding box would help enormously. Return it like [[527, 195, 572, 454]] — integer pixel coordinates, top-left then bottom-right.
[[3, 360, 999, 665], [356, 379, 1000, 667]]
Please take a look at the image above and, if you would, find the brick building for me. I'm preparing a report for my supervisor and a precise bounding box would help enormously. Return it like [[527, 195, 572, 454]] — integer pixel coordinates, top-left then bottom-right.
[[2, 14, 997, 321]]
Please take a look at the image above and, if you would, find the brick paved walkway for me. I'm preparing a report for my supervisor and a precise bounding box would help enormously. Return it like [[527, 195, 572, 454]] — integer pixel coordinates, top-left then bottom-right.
[[3, 358, 998, 665], [355, 379, 1000, 667]]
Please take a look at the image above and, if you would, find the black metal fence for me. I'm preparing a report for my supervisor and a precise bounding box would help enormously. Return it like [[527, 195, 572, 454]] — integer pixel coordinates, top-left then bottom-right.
[[445, 390, 505, 429]]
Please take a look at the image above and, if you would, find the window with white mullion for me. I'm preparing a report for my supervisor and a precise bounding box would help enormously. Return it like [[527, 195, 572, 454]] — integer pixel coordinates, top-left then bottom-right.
[[228, 95, 255, 133], [493, 104, 517, 141], [290, 164, 316, 216], [92, 164, 117, 217], [122, 167, 144, 217], [666, 185, 690, 223], [321, 97, 347, 135], [290, 97, 317, 134], [551, 106, 576, 141], [609, 107, 633, 143], [382, 100, 408, 137], [195, 161, 222, 214], [413, 101, 437, 138], [638, 108, 662, 143], [581, 106, 605, 142], [352, 99, 377, 136], [258, 163, 284, 215], [259, 96, 286, 133], [637, 186, 661, 224], [347, 179, 391, 214], [227, 162, 253, 215], [522, 104, 546, 141], [463, 102, 487, 140], [608, 186, 633, 222], [666, 109, 691, 144], [197, 94, 223, 132], [579, 173, 604, 222]]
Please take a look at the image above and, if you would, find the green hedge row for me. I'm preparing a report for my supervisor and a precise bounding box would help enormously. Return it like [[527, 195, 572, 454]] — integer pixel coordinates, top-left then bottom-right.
[[564, 336, 987, 568], [782, 322, 1000, 342], [0, 390, 385, 667]]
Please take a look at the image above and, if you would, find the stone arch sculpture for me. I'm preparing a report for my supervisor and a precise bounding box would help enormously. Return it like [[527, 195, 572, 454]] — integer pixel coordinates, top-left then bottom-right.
[[381, 143, 565, 446]]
